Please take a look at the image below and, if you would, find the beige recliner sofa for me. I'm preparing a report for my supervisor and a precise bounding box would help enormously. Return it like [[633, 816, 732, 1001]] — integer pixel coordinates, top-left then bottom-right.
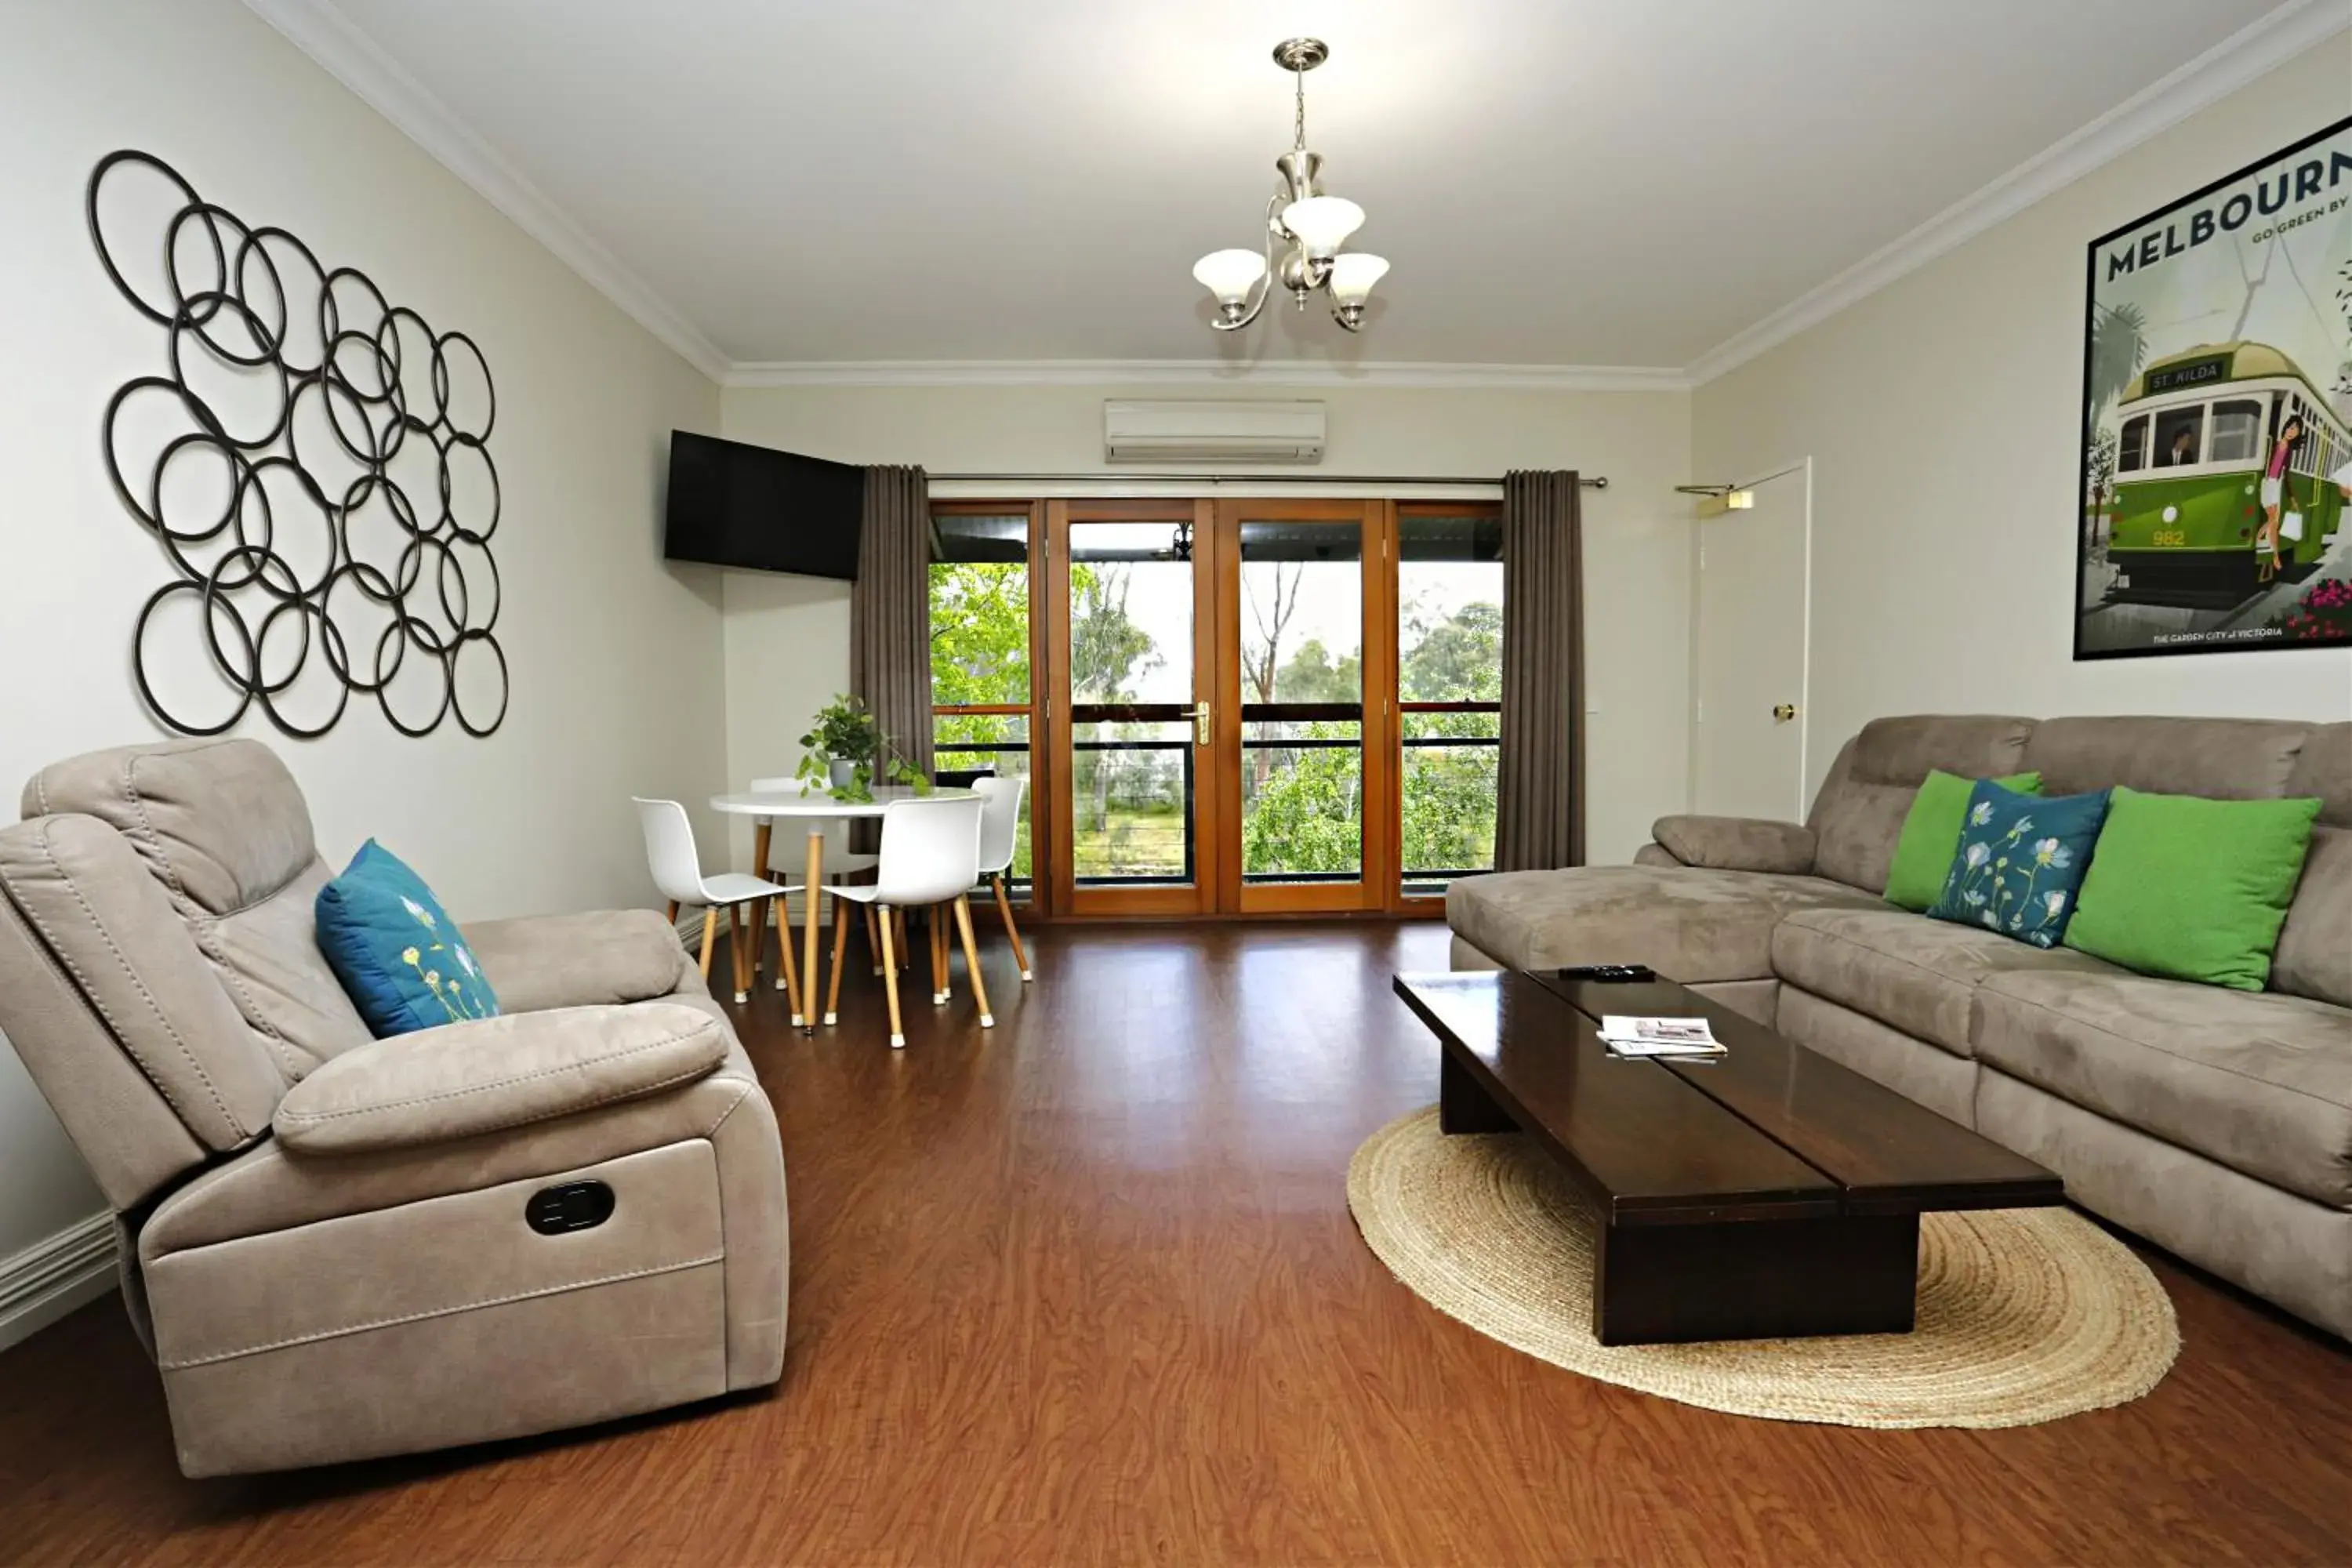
[[1449, 715, 2351, 1341], [0, 739, 788, 1476]]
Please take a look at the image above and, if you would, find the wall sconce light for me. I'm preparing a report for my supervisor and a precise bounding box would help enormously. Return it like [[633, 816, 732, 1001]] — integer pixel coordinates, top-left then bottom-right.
[[1675, 483, 1755, 518]]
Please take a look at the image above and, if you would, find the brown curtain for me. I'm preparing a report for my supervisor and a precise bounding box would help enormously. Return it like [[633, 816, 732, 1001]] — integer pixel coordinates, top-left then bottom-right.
[[850, 466, 932, 848], [1494, 470, 1586, 871]]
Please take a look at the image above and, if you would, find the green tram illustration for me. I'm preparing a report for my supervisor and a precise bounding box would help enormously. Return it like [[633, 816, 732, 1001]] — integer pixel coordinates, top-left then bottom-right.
[[2100, 341, 2347, 606]]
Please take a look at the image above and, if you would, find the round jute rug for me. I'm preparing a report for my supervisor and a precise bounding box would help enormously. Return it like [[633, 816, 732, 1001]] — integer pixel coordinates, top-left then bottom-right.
[[1348, 1107, 2179, 1428]]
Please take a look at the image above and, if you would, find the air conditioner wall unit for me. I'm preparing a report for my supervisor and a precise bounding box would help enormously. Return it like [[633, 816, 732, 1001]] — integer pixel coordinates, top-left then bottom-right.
[[1102, 399, 1327, 465]]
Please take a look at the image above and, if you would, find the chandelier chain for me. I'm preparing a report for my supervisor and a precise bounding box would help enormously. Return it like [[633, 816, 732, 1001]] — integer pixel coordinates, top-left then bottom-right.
[[1294, 67, 1306, 152]]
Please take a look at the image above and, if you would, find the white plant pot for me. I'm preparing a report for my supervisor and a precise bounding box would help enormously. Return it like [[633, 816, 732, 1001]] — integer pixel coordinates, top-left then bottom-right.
[[828, 757, 859, 791]]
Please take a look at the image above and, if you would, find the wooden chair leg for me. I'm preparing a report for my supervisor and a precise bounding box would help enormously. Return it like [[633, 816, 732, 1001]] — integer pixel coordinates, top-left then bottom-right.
[[749, 824, 773, 981], [666, 899, 681, 927], [773, 895, 805, 1027], [953, 895, 993, 1029], [877, 904, 906, 1047], [930, 903, 949, 1005], [991, 874, 1031, 982], [864, 905, 883, 975], [727, 903, 750, 1004], [697, 908, 718, 979], [825, 895, 851, 1026]]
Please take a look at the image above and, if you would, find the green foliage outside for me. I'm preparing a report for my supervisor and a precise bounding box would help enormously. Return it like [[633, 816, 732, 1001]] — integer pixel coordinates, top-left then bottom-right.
[[1239, 596, 1501, 882], [927, 561, 1503, 887]]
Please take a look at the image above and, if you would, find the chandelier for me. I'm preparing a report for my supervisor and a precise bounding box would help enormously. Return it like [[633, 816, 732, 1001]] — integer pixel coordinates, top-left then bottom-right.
[[1192, 38, 1388, 335]]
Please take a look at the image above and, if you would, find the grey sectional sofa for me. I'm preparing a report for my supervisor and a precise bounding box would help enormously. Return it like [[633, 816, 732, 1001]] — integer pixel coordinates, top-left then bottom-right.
[[1447, 715, 2351, 1340]]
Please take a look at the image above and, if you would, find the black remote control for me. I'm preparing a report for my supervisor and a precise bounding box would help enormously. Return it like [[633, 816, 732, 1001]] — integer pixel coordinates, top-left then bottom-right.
[[1557, 963, 1656, 982]]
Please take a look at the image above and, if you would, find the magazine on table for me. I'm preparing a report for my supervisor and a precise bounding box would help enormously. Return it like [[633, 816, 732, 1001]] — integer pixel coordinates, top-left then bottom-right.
[[1596, 1014, 1725, 1058]]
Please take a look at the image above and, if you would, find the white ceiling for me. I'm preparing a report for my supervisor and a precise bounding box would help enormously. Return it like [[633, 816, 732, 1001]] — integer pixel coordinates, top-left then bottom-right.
[[264, 0, 2326, 376]]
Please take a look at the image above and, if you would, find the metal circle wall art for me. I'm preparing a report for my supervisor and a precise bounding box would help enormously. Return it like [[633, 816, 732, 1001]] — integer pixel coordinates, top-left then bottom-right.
[[90, 150, 507, 739]]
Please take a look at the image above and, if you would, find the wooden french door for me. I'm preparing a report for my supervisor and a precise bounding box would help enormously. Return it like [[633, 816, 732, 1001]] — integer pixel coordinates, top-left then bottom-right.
[[1215, 499, 1392, 913], [1044, 501, 1221, 916], [1042, 498, 1394, 916]]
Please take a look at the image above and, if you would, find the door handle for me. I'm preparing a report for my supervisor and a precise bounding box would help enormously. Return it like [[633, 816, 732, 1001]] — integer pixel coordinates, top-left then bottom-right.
[[1188, 703, 1212, 746], [1772, 703, 1799, 723]]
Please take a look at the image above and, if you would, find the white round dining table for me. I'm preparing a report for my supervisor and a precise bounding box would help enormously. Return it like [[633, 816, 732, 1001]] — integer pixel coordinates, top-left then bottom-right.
[[709, 787, 977, 1032]]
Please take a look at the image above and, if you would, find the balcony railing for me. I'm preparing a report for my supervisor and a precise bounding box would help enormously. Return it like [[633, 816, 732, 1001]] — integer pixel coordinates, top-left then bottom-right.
[[935, 695, 1502, 894]]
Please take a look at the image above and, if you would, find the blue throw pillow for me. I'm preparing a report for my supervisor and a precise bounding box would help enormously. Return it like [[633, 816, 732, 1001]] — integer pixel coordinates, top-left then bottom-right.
[[314, 840, 499, 1036], [1926, 779, 2110, 948]]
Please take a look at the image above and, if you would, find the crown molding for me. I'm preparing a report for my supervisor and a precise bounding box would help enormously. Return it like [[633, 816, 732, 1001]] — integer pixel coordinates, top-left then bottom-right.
[[241, 0, 733, 382], [249, 0, 2343, 401], [723, 359, 1692, 391], [1685, 0, 2350, 387]]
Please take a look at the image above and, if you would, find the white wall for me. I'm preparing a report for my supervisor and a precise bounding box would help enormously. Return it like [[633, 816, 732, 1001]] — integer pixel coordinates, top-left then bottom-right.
[[0, 1, 724, 1272], [718, 381, 1697, 869], [1693, 40, 2352, 804]]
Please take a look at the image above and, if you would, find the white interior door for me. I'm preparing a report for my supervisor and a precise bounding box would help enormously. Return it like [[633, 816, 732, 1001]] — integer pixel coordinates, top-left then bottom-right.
[[1692, 463, 1809, 822]]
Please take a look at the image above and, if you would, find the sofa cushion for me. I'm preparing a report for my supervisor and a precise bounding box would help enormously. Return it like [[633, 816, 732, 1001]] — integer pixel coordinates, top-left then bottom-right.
[[1773, 906, 2116, 1057], [314, 841, 501, 1037], [464, 909, 690, 1014], [2273, 722, 2352, 1008], [1650, 815, 1815, 874], [1882, 768, 2042, 912], [1972, 969, 2352, 1209], [2063, 787, 2321, 991], [2018, 715, 2310, 800], [201, 857, 374, 1078], [1446, 865, 1876, 984], [1806, 717, 2036, 893], [1925, 780, 2108, 949], [22, 738, 316, 920]]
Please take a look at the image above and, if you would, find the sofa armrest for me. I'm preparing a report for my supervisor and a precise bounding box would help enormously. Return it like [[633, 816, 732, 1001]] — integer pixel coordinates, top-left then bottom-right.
[[462, 909, 688, 1013], [273, 1001, 728, 1156], [1650, 815, 1817, 875]]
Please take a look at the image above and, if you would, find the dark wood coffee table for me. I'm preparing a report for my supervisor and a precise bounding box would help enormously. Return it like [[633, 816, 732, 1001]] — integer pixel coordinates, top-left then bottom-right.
[[1392, 970, 2063, 1345]]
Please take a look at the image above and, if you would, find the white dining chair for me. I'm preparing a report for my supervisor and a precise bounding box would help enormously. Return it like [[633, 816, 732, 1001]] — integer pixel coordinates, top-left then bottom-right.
[[971, 776, 1032, 982], [633, 797, 805, 1016], [749, 774, 888, 982], [822, 794, 988, 1047]]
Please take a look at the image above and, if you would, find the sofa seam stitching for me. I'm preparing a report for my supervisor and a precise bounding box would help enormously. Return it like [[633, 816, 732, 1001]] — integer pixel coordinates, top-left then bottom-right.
[[122, 753, 189, 902], [274, 1023, 719, 1124], [2, 824, 241, 1137], [191, 918, 317, 1080], [703, 1079, 755, 1138], [275, 1059, 726, 1151], [155, 1252, 728, 1368]]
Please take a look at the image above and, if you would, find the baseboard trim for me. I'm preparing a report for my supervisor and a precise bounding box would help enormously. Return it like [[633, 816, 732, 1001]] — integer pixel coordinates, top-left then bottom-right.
[[0, 1212, 117, 1353]]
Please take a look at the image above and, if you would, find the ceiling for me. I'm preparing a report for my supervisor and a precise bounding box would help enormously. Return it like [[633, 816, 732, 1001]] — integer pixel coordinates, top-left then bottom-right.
[[268, 0, 2317, 375]]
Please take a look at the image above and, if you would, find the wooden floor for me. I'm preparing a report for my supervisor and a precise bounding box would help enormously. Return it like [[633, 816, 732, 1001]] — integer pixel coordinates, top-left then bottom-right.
[[2, 921, 2347, 1566]]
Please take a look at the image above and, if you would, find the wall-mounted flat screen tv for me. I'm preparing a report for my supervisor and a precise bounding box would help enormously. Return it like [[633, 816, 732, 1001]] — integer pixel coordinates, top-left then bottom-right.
[[663, 431, 863, 579]]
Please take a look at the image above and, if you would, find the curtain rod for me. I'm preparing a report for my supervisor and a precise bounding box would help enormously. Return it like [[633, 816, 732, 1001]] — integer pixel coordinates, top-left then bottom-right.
[[927, 471, 1606, 488]]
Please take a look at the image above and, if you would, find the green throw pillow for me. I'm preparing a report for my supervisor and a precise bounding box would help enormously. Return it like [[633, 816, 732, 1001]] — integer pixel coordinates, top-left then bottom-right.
[[1884, 769, 2043, 911], [2062, 786, 2322, 991]]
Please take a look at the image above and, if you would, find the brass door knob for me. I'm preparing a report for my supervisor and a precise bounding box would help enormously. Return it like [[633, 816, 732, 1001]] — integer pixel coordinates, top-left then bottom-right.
[[1772, 703, 1799, 722]]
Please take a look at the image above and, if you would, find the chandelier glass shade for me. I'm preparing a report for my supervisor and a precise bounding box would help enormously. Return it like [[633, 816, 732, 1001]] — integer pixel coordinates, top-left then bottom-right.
[[1193, 39, 1388, 334]]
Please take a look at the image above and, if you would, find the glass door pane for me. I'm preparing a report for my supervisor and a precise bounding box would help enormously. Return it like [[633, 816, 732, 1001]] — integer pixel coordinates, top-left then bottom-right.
[[930, 510, 1036, 892], [1221, 503, 1382, 913], [1396, 508, 1503, 900], [1051, 510, 1215, 915]]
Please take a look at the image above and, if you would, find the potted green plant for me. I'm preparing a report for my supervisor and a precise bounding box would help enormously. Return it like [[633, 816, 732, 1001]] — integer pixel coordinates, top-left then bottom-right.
[[796, 694, 931, 802]]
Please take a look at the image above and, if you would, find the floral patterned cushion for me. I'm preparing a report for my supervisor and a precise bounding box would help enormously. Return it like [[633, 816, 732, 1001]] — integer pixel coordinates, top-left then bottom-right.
[[1926, 779, 2111, 949], [314, 840, 501, 1036]]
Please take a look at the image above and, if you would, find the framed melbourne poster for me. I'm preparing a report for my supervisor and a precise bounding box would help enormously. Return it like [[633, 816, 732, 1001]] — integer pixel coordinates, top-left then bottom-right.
[[2076, 116, 2352, 659]]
